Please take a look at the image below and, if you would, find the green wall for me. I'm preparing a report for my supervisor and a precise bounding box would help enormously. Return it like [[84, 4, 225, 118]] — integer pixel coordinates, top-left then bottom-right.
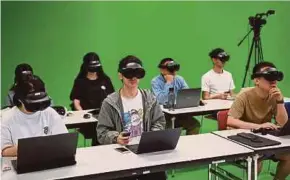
[[2, 2, 290, 108]]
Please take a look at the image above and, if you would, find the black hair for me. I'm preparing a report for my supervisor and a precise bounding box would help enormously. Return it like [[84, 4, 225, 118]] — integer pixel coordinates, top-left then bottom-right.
[[13, 75, 45, 107], [209, 48, 225, 58], [10, 63, 34, 91], [158, 58, 174, 67], [252, 61, 276, 74], [75, 52, 107, 80], [118, 55, 142, 71]]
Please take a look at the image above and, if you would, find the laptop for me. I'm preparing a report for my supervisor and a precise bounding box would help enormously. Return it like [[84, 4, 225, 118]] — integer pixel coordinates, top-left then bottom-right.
[[175, 88, 201, 109], [125, 128, 182, 154], [12, 133, 78, 174], [268, 120, 290, 137]]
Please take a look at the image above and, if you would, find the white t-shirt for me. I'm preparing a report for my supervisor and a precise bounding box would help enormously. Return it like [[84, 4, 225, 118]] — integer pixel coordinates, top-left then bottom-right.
[[121, 90, 143, 139], [201, 69, 235, 95], [1, 107, 68, 150]]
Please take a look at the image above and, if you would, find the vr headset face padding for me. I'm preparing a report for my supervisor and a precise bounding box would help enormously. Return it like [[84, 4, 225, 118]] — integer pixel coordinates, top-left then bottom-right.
[[119, 62, 146, 79], [22, 92, 51, 112], [158, 61, 180, 73], [251, 67, 284, 81], [87, 60, 102, 72]]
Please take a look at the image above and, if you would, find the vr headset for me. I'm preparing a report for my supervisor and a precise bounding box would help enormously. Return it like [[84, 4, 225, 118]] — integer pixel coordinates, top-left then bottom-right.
[[158, 61, 180, 73], [119, 62, 145, 79], [20, 91, 51, 112], [87, 60, 102, 72], [251, 67, 284, 81], [215, 51, 230, 62]]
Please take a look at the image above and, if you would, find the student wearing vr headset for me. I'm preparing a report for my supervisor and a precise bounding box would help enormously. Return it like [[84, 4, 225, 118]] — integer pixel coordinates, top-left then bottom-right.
[[202, 48, 235, 100], [70, 52, 114, 110], [151, 58, 200, 135], [5, 63, 34, 107], [97, 55, 166, 180], [227, 62, 289, 179], [1, 75, 68, 157]]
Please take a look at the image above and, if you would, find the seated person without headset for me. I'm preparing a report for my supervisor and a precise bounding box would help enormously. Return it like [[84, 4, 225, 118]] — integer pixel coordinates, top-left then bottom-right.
[[151, 58, 200, 135], [97, 55, 166, 180], [227, 61, 290, 180], [1, 75, 68, 157]]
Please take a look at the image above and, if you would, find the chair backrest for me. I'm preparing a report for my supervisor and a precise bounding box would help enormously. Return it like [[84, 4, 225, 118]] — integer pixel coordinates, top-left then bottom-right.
[[217, 110, 229, 131], [285, 102, 290, 119]]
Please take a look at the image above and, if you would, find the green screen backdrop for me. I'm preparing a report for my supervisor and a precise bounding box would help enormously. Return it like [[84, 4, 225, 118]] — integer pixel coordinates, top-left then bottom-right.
[[2, 1, 290, 108]]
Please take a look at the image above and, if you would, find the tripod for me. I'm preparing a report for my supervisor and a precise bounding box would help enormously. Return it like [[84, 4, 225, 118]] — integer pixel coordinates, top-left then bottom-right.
[[238, 26, 264, 88], [238, 10, 275, 88]]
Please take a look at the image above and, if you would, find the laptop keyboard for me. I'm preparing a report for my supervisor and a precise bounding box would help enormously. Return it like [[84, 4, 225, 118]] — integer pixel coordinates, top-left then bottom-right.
[[125, 144, 139, 153]]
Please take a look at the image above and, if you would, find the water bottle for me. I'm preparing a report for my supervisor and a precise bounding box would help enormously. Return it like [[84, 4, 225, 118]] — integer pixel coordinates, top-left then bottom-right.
[[168, 87, 175, 111]]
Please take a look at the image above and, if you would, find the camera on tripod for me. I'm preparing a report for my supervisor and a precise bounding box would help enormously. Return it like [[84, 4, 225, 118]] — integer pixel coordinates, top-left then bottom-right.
[[248, 10, 275, 28]]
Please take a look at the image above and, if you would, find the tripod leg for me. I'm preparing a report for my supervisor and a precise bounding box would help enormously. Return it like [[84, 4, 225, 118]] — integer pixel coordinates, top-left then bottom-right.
[[258, 38, 264, 62], [242, 38, 255, 88]]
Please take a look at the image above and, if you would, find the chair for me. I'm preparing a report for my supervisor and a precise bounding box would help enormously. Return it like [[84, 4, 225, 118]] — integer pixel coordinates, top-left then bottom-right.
[[217, 110, 229, 130]]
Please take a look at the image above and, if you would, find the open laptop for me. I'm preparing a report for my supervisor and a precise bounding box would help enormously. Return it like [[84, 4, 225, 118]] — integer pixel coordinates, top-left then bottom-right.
[[125, 128, 182, 154], [268, 120, 290, 137], [12, 132, 78, 174], [175, 88, 201, 109]]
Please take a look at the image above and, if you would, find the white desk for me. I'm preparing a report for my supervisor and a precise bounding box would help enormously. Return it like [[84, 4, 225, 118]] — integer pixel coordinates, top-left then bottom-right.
[[1, 133, 253, 180], [162, 100, 233, 128], [162, 99, 233, 115], [64, 110, 98, 146], [212, 129, 290, 180]]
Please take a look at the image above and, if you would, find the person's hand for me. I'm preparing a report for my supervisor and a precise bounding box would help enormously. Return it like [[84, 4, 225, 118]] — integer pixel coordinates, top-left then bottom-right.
[[217, 93, 228, 100], [164, 74, 174, 84], [116, 133, 130, 145], [269, 87, 283, 101], [259, 122, 279, 130]]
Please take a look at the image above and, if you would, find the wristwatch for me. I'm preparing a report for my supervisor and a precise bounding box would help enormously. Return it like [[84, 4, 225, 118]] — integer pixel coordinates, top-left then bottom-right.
[[276, 99, 284, 104]]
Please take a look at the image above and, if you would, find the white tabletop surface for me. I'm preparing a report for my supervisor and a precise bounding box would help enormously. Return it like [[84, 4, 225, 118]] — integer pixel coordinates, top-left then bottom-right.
[[1, 133, 253, 180], [63, 110, 98, 125], [212, 129, 290, 151], [161, 99, 233, 115]]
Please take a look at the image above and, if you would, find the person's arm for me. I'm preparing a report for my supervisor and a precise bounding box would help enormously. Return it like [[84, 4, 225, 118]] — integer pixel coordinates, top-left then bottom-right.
[[96, 101, 120, 145], [105, 77, 115, 94], [49, 108, 68, 134], [229, 75, 236, 97], [203, 91, 227, 100], [275, 103, 288, 126], [73, 99, 83, 111], [1, 122, 17, 157], [179, 76, 189, 89], [150, 98, 166, 131], [227, 94, 260, 129], [70, 80, 83, 110], [151, 78, 173, 105]]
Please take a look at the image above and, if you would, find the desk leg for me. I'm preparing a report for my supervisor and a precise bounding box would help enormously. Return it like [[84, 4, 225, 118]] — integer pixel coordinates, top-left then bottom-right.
[[208, 164, 212, 180], [171, 116, 176, 129], [246, 156, 252, 180], [91, 122, 98, 146], [252, 154, 259, 180]]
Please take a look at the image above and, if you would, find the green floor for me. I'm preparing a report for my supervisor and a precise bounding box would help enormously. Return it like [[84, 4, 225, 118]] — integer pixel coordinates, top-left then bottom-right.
[[73, 116, 290, 180]]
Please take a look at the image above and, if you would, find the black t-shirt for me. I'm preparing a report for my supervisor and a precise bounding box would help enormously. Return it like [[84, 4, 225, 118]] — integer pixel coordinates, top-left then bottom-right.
[[70, 76, 115, 110]]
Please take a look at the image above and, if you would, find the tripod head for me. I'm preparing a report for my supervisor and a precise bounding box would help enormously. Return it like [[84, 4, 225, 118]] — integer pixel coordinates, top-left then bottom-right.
[[249, 10, 275, 37]]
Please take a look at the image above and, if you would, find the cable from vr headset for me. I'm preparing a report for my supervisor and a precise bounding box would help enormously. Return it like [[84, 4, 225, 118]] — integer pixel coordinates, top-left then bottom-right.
[[119, 62, 146, 79], [251, 67, 284, 81]]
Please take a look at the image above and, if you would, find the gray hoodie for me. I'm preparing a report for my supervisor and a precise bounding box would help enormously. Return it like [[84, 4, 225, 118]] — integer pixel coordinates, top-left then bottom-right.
[[97, 89, 166, 145]]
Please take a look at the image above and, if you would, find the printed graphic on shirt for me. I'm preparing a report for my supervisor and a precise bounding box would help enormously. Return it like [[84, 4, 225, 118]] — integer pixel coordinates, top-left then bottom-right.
[[122, 109, 143, 138]]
